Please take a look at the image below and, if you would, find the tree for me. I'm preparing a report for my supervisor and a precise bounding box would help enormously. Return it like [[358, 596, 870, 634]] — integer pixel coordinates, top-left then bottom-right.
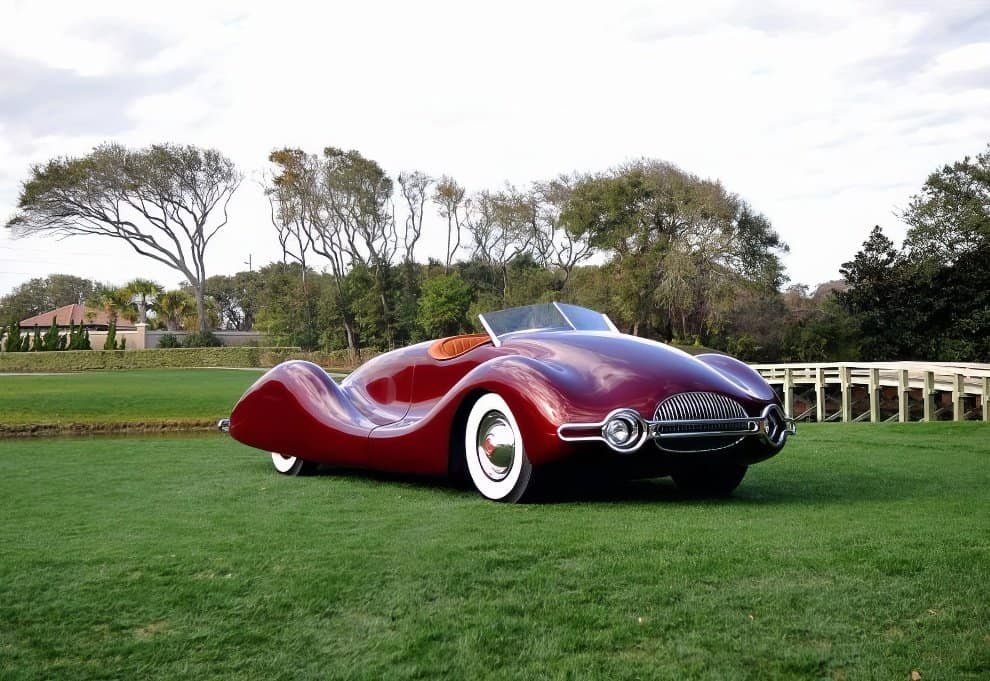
[[206, 271, 262, 331], [776, 286, 860, 362], [266, 146, 402, 355], [91, 286, 133, 326], [928, 243, 990, 360], [124, 278, 163, 325], [2, 320, 28, 352], [398, 170, 433, 263], [902, 144, 990, 263], [561, 159, 787, 339], [267, 148, 314, 276], [837, 207, 989, 362], [392, 260, 425, 346], [156, 289, 195, 331], [40, 318, 65, 351], [103, 320, 120, 350], [323, 146, 400, 349], [267, 148, 359, 357], [530, 177, 593, 292], [66, 318, 91, 350], [417, 273, 473, 337], [6, 142, 242, 331], [900, 144, 990, 360], [0, 274, 99, 322], [433, 176, 466, 272], [835, 226, 922, 360], [252, 263, 325, 350], [464, 187, 537, 304]]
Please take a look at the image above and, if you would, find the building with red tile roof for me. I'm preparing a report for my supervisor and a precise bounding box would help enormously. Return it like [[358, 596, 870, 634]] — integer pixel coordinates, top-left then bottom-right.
[[18, 304, 136, 331]]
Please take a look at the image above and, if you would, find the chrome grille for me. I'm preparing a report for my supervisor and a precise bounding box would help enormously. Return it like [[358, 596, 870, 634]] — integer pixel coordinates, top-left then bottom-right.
[[653, 392, 750, 453], [654, 392, 748, 433]]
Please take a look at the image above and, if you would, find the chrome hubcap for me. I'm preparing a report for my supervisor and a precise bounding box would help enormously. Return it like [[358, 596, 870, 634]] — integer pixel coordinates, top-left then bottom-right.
[[476, 411, 516, 481]]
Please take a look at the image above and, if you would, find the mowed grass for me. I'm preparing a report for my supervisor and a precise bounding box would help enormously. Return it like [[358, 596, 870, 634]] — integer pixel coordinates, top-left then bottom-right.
[[1, 424, 988, 680], [0, 369, 265, 425]]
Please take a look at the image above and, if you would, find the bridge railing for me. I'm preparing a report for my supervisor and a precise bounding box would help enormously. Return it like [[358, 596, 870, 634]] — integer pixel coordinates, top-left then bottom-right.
[[749, 362, 990, 423]]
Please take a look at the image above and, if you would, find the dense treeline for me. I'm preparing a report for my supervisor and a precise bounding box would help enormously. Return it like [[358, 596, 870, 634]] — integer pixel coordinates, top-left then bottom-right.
[[2, 144, 987, 362], [835, 145, 990, 361]]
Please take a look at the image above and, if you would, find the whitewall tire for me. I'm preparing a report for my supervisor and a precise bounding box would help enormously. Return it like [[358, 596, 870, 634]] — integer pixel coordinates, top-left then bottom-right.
[[270, 453, 318, 476], [464, 393, 533, 502]]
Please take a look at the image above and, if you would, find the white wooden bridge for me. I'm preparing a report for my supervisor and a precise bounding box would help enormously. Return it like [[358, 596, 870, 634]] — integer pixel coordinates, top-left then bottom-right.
[[751, 362, 990, 423]]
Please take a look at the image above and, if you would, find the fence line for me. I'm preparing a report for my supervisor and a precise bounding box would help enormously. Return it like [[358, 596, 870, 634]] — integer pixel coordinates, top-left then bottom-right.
[[750, 362, 990, 423]]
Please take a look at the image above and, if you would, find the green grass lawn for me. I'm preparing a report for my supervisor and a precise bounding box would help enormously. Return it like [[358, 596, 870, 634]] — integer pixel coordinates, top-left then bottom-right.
[[0, 369, 267, 427], [1, 423, 988, 680]]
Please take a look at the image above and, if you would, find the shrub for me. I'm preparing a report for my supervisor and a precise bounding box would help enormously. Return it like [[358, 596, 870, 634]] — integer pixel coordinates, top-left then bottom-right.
[[157, 333, 182, 348], [41, 320, 61, 351], [103, 320, 125, 350], [183, 330, 223, 348], [0, 346, 377, 372], [3, 320, 29, 352], [66, 319, 91, 350]]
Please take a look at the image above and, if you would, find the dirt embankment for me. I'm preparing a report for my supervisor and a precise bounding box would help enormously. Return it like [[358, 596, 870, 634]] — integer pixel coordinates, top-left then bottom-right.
[[0, 420, 219, 438]]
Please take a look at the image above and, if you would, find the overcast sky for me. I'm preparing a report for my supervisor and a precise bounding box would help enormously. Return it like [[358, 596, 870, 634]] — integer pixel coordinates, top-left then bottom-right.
[[1, 0, 988, 297]]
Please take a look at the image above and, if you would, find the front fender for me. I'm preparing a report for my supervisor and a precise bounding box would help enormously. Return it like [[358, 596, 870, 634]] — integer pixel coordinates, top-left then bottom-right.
[[694, 353, 779, 403], [367, 355, 583, 473], [457, 355, 580, 466]]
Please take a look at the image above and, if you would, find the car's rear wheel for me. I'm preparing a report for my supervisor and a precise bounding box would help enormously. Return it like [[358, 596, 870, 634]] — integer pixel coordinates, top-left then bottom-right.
[[270, 453, 318, 476], [464, 393, 533, 502], [671, 461, 747, 497]]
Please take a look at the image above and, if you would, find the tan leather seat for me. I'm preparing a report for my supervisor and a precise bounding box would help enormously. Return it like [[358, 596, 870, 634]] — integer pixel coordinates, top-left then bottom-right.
[[428, 333, 492, 361]]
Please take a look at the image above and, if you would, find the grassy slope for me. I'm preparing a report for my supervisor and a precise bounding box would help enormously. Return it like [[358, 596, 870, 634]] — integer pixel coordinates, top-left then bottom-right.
[[0, 369, 264, 426], [1, 423, 988, 680]]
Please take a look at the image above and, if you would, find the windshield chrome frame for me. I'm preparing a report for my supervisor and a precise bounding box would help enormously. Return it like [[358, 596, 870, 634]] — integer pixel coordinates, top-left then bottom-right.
[[478, 302, 618, 347], [477, 312, 503, 347]]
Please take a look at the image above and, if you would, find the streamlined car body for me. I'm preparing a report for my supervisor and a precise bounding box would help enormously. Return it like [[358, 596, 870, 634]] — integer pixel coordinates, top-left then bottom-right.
[[222, 303, 794, 501]]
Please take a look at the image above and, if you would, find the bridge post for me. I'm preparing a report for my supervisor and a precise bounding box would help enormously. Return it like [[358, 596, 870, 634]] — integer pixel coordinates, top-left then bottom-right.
[[952, 374, 965, 422], [868, 368, 880, 422], [923, 371, 935, 422], [815, 367, 826, 422], [840, 366, 852, 422], [783, 368, 794, 418], [898, 369, 910, 422]]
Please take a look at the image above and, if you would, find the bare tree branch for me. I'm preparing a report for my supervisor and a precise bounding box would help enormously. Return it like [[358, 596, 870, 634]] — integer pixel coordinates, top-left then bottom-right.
[[5, 142, 242, 331]]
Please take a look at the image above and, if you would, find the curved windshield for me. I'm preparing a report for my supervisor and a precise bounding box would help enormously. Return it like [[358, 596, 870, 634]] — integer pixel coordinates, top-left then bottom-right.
[[478, 302, 617, 345]]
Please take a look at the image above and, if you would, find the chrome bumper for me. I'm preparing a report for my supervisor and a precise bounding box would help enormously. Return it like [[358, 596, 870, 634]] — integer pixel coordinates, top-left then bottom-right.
[[557, 404, 796, 453], [217, 418, 230, 433]]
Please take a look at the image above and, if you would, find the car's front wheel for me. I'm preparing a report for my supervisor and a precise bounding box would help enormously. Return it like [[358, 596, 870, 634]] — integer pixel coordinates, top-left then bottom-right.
[[464, 393, 533, 502], [671, 461, 747, 497], [270, 453, 318, 476]]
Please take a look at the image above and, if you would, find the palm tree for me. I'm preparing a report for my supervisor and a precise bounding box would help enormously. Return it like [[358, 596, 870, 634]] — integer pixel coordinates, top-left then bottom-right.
[[156, 290, 194, 331], [182, 296, 220, 331], [91, 286, 134, 325], [124, 278, 164, 324]]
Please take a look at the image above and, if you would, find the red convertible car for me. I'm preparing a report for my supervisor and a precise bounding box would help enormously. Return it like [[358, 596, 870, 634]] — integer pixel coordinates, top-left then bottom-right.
[[221, 303, 794, 502]]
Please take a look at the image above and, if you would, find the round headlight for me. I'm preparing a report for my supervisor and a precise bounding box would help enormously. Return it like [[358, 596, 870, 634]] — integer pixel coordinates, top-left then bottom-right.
[[602, 412, 641, 451], [605, 419, 631, 444]]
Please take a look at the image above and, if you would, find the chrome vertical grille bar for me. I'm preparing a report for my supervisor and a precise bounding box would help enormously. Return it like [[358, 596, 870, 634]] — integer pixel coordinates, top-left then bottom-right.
[[652, 392, 750, 450]]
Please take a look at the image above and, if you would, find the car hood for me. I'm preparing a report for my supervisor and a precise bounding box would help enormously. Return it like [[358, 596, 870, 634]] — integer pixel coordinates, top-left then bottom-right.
[[499, 331, 777, 418]]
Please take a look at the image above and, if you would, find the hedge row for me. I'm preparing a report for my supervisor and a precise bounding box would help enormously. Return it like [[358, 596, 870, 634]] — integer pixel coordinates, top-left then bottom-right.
[[0, 347, 380, 373]]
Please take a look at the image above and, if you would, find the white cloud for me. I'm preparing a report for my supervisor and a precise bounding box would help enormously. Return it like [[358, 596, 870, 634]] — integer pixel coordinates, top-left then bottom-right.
[[926, 41, 990, 78]]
